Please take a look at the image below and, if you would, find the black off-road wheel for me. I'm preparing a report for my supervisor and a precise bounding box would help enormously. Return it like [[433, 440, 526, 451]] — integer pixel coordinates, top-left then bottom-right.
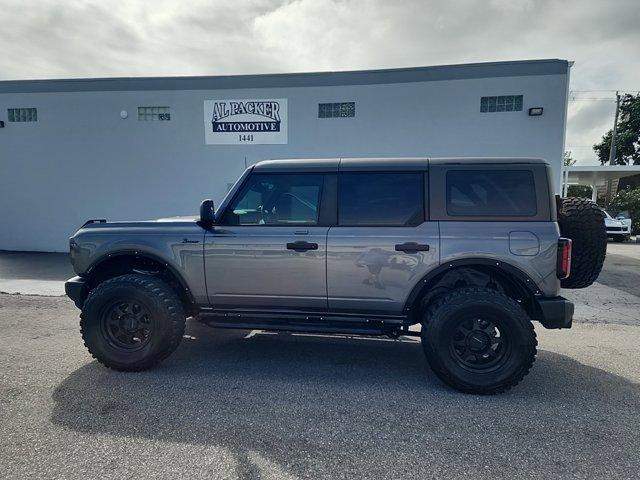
[[558, 197, 607, 289], [80, 274, 186, 371], [421, 288, 537, 394]]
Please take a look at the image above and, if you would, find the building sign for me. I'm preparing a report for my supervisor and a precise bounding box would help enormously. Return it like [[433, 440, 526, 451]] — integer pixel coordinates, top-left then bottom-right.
[[204, 98, 288, 145]]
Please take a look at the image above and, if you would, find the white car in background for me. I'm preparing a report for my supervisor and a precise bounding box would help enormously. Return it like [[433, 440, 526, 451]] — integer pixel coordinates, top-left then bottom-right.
[[604, 210, 632, 242]]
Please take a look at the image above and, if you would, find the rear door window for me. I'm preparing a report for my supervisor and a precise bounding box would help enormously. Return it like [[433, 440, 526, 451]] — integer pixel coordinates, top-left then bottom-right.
[[338, 172, 424, 226], [446, 170, 537, 217]]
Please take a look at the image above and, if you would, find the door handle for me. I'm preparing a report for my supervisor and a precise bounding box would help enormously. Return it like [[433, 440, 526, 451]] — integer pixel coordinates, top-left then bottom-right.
[[286, 241, 319, 252], [395, 242, 430, 253]]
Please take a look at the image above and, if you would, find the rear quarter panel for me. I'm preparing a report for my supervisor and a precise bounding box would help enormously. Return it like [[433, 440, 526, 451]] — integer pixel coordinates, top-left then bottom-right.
[[439, 221, 561, 297]]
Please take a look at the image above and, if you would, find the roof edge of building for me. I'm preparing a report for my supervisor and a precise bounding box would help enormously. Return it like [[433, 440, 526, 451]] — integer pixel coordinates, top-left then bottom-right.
[[0, 59, 569, 94]]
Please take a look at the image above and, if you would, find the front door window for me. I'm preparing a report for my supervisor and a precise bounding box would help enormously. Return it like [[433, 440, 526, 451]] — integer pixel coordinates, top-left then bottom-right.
[[223, 173, 323, 226]]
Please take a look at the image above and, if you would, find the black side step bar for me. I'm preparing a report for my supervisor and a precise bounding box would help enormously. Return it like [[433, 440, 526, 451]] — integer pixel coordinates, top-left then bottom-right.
[[198, 310, 418, 337]]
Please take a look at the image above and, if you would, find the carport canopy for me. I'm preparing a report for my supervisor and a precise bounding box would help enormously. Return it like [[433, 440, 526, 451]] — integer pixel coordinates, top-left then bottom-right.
[[561, 165, 640, 201]]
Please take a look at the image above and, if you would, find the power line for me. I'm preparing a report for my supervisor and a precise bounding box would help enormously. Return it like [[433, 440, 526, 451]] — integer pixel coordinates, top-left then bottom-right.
[[568, 90, 639, 101], [570, 89, 637, 93]]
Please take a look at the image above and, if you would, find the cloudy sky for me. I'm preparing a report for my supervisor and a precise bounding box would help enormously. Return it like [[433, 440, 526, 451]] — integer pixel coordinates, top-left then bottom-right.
[[1, 0, 638, 164]]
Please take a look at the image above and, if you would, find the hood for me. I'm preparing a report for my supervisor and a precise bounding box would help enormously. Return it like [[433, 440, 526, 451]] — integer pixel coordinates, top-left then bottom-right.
[[82, 215, 198, 225], [617, 218, 632, 227], [604, 217, 622, 227], [156, 215, 199, 222], [74, 216, 199, 233]]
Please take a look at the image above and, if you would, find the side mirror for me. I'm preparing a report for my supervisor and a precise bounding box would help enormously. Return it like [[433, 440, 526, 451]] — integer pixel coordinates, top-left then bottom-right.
[[199, 199, 215, 228]]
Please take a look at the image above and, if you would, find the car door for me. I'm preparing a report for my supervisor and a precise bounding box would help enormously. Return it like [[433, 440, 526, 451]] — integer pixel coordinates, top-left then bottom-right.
[[326, 169, 440, 315], [204, 171, 331, 310]]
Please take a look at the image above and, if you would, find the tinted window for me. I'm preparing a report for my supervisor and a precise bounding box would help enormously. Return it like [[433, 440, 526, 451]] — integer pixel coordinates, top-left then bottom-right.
[[338, 173, 424, 226], [224, 173, 323, 225], [446, 170, 537, 216]]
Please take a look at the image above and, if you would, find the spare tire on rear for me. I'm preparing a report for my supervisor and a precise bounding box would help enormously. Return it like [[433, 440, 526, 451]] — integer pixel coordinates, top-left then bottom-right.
[[558, 197, 607, 289]]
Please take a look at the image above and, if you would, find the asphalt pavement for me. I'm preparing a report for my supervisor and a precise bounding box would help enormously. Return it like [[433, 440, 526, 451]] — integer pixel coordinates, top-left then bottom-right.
[[593, 241, 640, 296], [1, 303, 639, 479], [1, 244, 639, 479]]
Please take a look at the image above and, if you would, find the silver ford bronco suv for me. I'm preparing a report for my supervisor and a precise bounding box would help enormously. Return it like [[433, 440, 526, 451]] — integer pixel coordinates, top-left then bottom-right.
[[66, 158, 607, 394]]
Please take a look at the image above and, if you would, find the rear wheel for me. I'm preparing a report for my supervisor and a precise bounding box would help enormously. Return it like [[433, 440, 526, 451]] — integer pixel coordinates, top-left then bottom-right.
[[421, 288, 537, 394], [80, 274, 186, 371]]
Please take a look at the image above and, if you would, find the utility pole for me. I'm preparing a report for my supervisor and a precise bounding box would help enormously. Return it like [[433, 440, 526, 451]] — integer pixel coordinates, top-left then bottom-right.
[[609, 91, 621, 164], [605, 91, 621, 208]]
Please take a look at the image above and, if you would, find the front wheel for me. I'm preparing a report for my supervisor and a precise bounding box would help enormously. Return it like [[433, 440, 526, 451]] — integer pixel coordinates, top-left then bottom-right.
[[80, 274, 186, 371], [421, 287, 537, 394]]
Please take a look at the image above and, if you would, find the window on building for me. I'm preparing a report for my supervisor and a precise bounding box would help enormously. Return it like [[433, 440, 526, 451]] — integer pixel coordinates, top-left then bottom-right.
[[224, 173, 323, 225], [480, 95, 523, 113], [8, 108, 37, 122], [446, 170, 537, 217], [338, 173, 424, 226], [318, 102, 355, 118], [138, 106, 171, 121]]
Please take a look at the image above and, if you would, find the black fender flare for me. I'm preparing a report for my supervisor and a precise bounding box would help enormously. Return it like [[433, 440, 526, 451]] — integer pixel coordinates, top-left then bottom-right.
[[402, 257, 543, 316], [85, 249, 196, 305]]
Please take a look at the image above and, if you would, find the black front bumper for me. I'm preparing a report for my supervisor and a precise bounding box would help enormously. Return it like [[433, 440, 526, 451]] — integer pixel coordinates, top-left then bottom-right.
[[65, 276, 88, 309], [536, 296, 574, 329]]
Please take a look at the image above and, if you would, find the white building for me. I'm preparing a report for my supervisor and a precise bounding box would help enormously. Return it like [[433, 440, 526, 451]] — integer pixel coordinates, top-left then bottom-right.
[[0, 59, 571, 252]]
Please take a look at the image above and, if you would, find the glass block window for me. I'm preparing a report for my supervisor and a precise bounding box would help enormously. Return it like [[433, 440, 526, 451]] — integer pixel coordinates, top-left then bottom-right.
[[138, 106, 171, 121], [480, 95, 523, 113], [8, 108, 37, 122], [318, 102, 355, 118]]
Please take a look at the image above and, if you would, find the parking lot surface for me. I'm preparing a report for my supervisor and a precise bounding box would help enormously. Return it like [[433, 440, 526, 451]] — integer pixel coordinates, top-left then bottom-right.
[[1, 303, 639, 479], [1, 243, 639, 479]]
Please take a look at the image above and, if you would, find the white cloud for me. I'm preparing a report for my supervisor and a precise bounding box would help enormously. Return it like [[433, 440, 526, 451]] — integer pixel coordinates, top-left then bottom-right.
[[0, 0, 637, 164], [567, 99, 618, 164]]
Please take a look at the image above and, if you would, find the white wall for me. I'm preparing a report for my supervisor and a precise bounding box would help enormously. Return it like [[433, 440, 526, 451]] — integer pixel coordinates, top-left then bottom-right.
[[0, 72, 568, 252]]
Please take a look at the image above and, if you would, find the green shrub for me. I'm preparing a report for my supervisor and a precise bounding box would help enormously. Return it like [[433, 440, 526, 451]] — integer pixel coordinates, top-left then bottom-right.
[[567, 185, 593, 199], [610, 187, 640, 234]]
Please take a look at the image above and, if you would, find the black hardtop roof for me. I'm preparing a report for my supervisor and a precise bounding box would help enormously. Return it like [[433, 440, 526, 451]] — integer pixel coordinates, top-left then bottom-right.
[[252, 157, 548, 172]]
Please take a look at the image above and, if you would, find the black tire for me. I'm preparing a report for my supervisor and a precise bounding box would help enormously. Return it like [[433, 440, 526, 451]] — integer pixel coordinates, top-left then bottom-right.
[[558, 197, 607, 289], [421, 287, 537, 395], [80, 274, 186, 371]]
